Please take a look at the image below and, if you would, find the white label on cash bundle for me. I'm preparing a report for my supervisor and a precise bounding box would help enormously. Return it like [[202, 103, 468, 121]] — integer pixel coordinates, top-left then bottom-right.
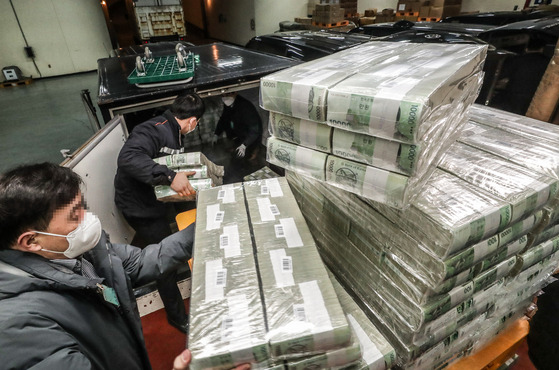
[[279, 218, 304, 247], [217, 184, 236, 204], [270, 249, 294, 288], [205, 259, 226, 301], [206, 204, 224, 230], [371, 138, 400, 170], [223, 295, 252, 346], [220, 224, 241, 258], [300, 280, 333, 333], [368, 77, 420, 137], [363, 166, 390, 203], [257, 197, 276, 222], [266, 178, 284, 197], [347, 314, 383, 368], [449, 281, 474, 308]]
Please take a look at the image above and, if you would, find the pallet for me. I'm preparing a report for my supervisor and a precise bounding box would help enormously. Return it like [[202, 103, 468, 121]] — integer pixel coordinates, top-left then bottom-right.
[[312, 20, 350, 28], [0, 78, 32, 88], [446, 318, 529, 370], [127, 53, 196, 85], [417, 17, 441, 22], [397, 11, 419, 17]]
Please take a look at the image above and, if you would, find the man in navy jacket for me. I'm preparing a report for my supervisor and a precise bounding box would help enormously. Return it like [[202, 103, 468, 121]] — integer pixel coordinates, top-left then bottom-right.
[[114, 93, 205, 332]]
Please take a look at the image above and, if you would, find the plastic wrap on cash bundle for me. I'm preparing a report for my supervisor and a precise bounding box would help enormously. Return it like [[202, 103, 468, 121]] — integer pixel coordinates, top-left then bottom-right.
[[269, 112, 332, 153], [440, 142, 558, 224], [243, 166, 281, 182], [328, 270, 396, 370], [370, 169, 513, 258], [154, 178, 213, 202], [285, 170, 537, 293], [325, 155, 411, 208], [528, 222, 559, 249], [243, 178, 316, 252], [267, 137, 328, 181], [189, 184, 269, 370], [470, 104, 559, 146], [243, 178, 352, 358], [286, 171, 532, 358], [331, 127, 421, 176], [459, 121, 559, 181], [512, 234, 559, 275], [326, 43, 487, 143], [284, 338, 361, 370], [260, 42, 404, 122], [154, 151, 225, 185]]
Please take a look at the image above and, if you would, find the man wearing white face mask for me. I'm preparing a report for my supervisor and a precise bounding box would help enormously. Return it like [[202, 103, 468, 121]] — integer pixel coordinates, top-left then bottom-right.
[[0, 163, 195, 369], [114, 92, 204, 333], [213, 91, 263, 159]]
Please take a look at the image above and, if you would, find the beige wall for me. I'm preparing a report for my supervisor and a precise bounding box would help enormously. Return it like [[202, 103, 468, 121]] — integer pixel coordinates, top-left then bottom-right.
[[204, 0, 255, 46], [0, 0, 112, 78]]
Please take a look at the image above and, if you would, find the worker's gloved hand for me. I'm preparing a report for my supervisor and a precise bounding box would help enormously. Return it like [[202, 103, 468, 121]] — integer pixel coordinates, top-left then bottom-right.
[[170, 171, 196, 197], [236, 144, 246, 158], [211, 134, 219, 146]]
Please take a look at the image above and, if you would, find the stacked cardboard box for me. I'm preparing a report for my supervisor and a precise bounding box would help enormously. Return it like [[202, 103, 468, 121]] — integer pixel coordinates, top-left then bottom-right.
[[312, 3, 345, 24], [419, 0, 462, 19], [284, 104, 559, 367], [340, 0, 358, 16], [261, 41, 486, 209], [375, 8, 396, 23]]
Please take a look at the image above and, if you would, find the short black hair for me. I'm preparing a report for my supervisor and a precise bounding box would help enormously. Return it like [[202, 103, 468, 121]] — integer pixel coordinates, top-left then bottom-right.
[[0, 163, 82, 250], [170, 93, 205, 120]]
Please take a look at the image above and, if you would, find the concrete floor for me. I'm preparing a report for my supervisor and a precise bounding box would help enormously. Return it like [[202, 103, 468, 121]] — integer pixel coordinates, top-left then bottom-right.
[[0, 71, 100, 174]]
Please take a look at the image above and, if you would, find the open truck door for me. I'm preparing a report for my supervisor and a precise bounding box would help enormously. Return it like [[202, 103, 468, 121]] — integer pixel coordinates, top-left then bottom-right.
[[60, 115, 134, 244]]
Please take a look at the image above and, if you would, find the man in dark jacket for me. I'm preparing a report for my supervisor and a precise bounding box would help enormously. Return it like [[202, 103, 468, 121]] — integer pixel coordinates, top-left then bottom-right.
[[114, 92, 204, 333], [213, 92, 263, 159], [0, 163, 194, 369]]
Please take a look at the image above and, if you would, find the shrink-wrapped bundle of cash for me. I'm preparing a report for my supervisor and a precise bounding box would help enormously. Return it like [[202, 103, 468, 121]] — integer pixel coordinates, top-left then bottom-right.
[[260, 42, 403, 122], [269, 112, 332, 153], [326, 43, 487, 143], [266, 137, 328, 181], [285, 168, 559, 366], [153, 151, 225, 202], [459, 121, 559, 181], [243, 178, 352, 359], [154, 178, 212, 202], [189, 184, 269, 370], [261, 43, 486, 209], [439, 142, 558, 224]]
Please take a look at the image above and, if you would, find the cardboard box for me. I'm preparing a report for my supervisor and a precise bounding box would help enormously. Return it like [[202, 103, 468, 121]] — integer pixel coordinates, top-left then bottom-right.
[[410, 1, 422, 13], [381, 8, 395, 15], [429, 4, 461, 18], [359, 16, 376, 25], [430, 0, 461, 7], [419, 5, 431, 17], [364, 8, 377, 16], [375, 14, 395, 22]]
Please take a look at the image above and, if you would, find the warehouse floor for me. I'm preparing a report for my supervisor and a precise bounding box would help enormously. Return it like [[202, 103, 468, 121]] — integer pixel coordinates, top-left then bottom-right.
[[0, 42, 539, 370]]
